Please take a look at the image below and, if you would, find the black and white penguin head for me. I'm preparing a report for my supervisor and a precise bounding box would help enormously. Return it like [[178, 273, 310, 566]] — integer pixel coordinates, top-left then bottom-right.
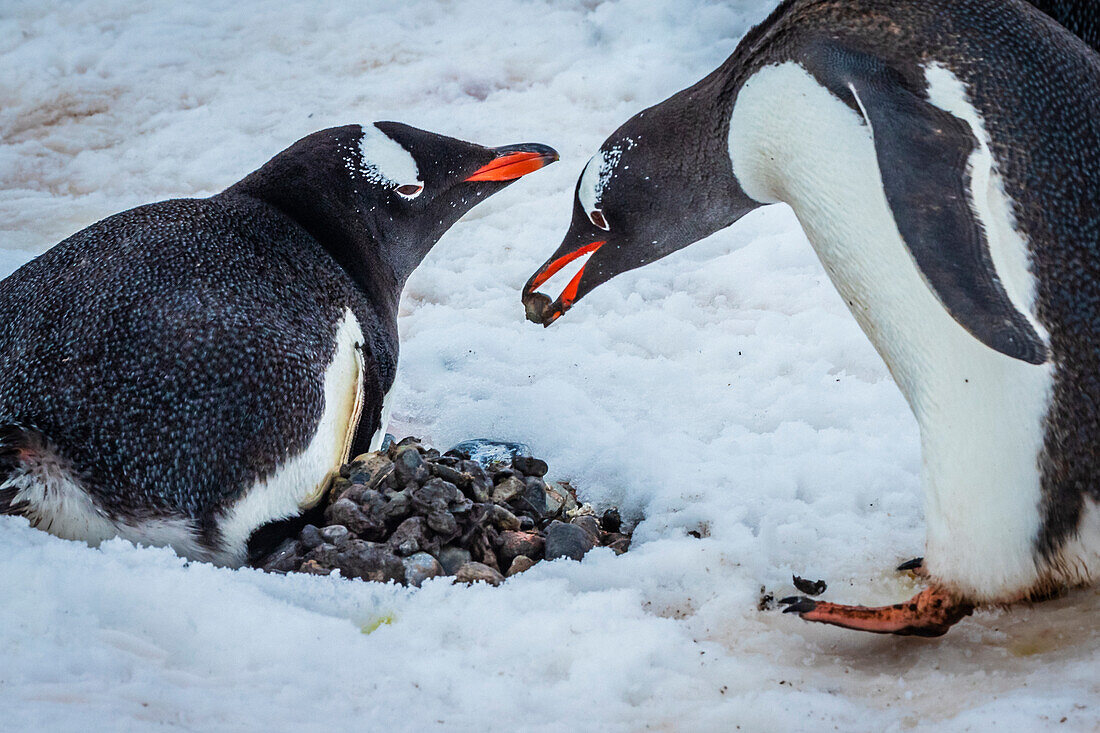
[[522, 100, 756, 325], [229, 122, 558, 285]]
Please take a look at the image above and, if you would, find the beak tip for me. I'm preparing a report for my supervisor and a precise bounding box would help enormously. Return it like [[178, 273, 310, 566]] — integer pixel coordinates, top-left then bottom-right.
[[465, 144, 559, 182]]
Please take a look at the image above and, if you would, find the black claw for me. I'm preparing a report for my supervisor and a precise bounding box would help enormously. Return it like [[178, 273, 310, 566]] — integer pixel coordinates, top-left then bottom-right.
[[792, 575, 827, 596], [896, 557, 924, 572], [778, 596, 817, 614]]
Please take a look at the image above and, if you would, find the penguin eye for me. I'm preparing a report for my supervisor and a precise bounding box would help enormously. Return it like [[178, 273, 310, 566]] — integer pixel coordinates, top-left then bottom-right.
[[395, 184, 424, 199], [588, 209, 610, 231]]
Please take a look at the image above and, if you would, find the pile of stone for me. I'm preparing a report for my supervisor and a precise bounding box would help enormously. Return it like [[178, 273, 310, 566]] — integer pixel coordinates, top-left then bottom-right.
[[253, 438, 631, 586]]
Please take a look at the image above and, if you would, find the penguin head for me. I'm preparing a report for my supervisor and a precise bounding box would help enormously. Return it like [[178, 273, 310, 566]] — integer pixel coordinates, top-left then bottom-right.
[[521, 98, 758, 325], [228, 122, 558, 289]]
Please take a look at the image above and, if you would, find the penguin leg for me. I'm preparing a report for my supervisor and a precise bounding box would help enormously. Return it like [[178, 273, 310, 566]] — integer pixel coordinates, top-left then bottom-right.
[[778, 587, 973, 637]]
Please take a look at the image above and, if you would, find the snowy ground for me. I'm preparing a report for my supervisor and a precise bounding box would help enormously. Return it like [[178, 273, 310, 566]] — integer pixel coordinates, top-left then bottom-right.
[[2, 1, 1098, 730]]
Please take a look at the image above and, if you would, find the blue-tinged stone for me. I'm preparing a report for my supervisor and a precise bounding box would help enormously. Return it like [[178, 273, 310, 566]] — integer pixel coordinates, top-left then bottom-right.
[[445, 439, 531, 468]]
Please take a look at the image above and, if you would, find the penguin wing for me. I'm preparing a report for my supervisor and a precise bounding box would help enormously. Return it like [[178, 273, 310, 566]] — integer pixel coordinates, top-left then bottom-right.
[[801, 42, 1048, 365]]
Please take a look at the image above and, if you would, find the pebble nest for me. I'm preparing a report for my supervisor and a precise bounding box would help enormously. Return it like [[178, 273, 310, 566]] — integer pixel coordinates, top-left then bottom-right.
[[252, 437, 631, 586]]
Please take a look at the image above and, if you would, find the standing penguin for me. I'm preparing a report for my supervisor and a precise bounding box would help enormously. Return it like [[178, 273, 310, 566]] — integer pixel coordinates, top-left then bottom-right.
[[0, 122, 556, 566], [523, 0, 1100, 636]]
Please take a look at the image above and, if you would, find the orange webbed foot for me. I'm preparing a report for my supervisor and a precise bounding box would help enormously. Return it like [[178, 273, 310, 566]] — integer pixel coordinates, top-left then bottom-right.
[[779, 586, 974, 637]]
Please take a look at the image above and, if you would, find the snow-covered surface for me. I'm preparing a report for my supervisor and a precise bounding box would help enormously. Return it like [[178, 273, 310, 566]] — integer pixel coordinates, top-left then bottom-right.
[[1, 1, 1097, 730]]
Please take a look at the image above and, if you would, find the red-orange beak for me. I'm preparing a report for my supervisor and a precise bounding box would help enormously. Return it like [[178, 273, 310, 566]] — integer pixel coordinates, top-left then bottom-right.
[[465, 143, 559, 182], [522, 240, 605, 325]]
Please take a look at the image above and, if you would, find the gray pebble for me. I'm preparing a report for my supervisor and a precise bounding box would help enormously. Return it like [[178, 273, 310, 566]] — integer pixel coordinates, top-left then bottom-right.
[[547, 482, 578, 513], [512, 456, 548, 477], [570, 515, 601, 540], [299, 524, 323, 550], [491, 475, 525, 504], [545, 520, 596, 561], [403, 552, 445, 587], [492, 467, 519, 483], [387, 516, 430, 557], [429, 462, 471, 489], [450, 496, 474, 516], [381, 490, 412, 523], [511, 476, 556, 519], [426, 509, 459, 537], [305, 542, 340, 568], [506, 555, 536, 577], [358, 489, 388, 517], [436, 545, 472, 575], [605, 533, 631, 555], [466, 478, 492, 504], [448, 439, 531, 468], [336, 540, 406, 584], [319, 524, 350, 546], [325, 498, 380, 538], [261, 538, 302, 574], [459, 460, 491, 485], [347, 453, 396, 491], [393, 445, 430, 485], [454, 561, 505, 586], [488, 505, 521, 531]]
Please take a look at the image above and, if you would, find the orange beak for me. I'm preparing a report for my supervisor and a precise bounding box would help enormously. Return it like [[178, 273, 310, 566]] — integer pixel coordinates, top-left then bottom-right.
[[523, 240, 605, 325], [465, 144, 559, 182]]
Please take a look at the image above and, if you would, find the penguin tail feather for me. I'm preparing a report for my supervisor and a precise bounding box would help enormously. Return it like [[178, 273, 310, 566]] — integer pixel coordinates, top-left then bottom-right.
[[0, 422, 49, 516], [0, 487, 20, 516]]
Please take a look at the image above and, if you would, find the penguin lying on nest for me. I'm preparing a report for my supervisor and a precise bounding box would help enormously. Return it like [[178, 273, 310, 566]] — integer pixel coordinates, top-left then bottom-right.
[[0, 122, 557, 566], [522, 0, 1100, 636]]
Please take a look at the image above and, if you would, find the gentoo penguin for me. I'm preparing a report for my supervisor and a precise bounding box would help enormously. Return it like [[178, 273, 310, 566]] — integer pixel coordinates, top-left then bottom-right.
[[523, 0, 1100, 636], [0, 122, 556, 566]]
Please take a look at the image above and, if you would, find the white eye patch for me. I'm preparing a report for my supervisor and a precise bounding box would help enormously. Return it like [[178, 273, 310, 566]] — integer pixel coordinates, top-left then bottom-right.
[[577, 138, 634, 231], [356, 123, 424, 197], [578, 152, 609, 224]]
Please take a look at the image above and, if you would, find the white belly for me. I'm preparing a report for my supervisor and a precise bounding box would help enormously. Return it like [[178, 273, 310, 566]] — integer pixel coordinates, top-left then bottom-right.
[[729, 61, 1056, 601], [216, 308, 366, 566]]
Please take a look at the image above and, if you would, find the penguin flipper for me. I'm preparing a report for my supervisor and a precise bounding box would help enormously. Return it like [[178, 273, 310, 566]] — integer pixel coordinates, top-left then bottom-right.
[[801, 42, 1048, 365]]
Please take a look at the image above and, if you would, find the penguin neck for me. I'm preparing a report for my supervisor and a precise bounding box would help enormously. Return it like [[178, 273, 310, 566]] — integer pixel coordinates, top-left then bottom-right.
[[223, 167, 404, 321], [651, 57, 748, 222], [381, 233, 443, 291]]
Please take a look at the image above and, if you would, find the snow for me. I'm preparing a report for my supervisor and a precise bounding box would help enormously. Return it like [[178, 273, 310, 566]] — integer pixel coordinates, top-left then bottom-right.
[[1, 0, 1098, 730]]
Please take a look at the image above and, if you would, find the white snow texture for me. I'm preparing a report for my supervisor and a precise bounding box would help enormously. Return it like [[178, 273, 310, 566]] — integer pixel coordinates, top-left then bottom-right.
[[0, 1, 1097, 731]]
